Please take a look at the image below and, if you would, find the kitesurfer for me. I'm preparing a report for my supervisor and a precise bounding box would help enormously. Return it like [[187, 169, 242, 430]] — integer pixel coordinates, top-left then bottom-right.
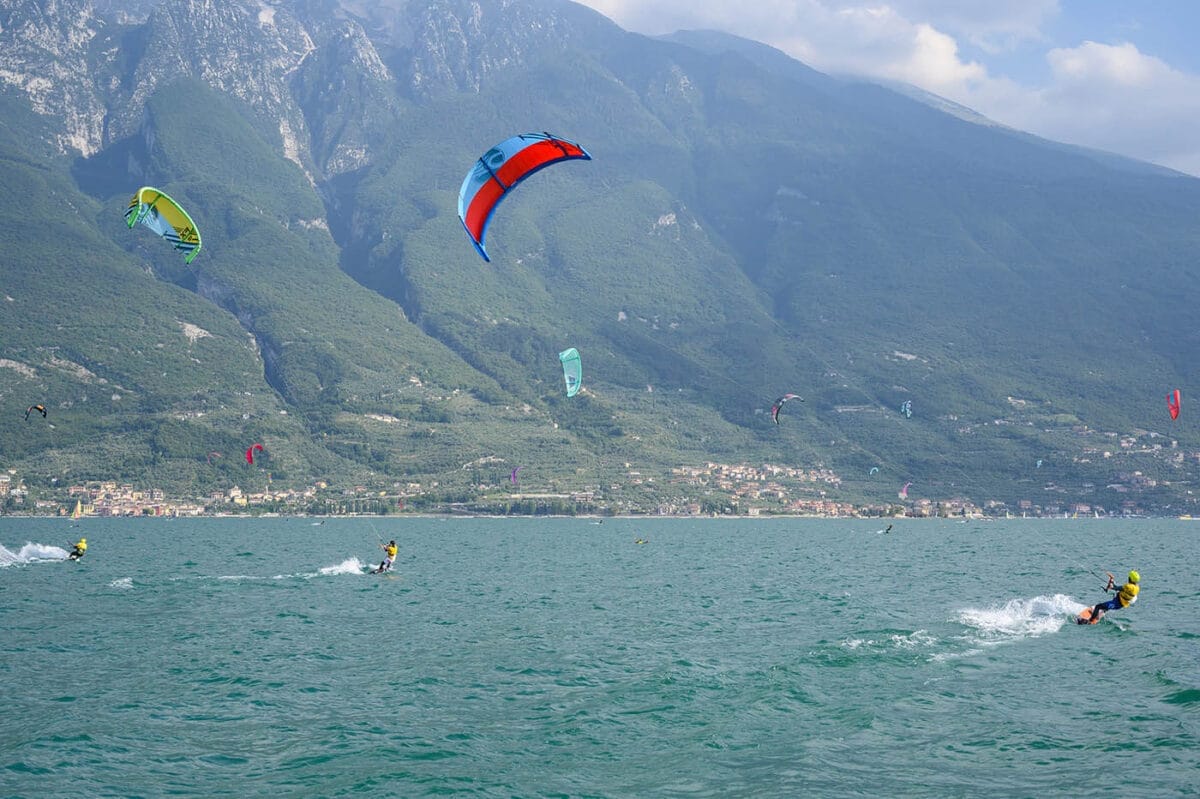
[[374, 540, 398, 574], [1086, 570, 1139, 622], [68, 537, 87, 561]]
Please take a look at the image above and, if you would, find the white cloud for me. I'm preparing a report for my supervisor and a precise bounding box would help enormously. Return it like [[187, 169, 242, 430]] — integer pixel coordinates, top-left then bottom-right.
[[575, 1, 1200, 175], [579, 0, 1054, 53], [1048, 40, 1159, 87], [786, 7, 990, 99], [1003, 42, 1200, 174], [584, 2, 989, 92], [873, 0, 1059, 50]]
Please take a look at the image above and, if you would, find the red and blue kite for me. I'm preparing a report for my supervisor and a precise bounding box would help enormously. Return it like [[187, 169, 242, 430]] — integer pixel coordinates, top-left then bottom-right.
[[1168, 389, 1181, 420], [458, 132, 591, 262]]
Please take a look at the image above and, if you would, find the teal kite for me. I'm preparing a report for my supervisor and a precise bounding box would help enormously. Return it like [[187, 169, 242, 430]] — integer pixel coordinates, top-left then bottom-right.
[[559, 348, 582, 397]]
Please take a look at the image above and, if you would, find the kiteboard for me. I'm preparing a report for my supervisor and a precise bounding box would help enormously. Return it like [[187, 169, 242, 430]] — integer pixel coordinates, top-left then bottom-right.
[[1076, 607, 1102, 625]]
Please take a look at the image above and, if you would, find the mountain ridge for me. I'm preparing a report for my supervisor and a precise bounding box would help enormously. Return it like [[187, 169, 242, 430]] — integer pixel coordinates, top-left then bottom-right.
[[1, 0, 1198, 515]]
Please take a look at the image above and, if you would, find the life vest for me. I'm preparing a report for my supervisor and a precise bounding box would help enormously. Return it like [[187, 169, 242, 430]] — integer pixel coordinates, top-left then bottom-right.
[[1117, 582, 1138, 607], [385, 544, 397, 558], [74, 540, 87, 553]]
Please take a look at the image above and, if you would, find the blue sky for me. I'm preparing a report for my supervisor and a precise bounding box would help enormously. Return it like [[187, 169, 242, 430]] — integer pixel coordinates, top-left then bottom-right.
[[981, 1, 1200, 80], [576, 0, 1200, 175]]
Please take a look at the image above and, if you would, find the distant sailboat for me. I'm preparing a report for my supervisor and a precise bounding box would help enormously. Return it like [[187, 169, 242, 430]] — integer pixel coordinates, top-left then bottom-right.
[[71, 500, 82, 520]]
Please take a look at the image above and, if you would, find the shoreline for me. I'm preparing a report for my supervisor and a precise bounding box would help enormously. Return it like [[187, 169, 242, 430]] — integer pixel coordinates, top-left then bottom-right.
[[6, 511, 1152, 521]]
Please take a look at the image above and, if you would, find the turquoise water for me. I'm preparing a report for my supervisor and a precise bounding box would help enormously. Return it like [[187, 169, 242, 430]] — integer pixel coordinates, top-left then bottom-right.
[[1, 517, 1196, 797]]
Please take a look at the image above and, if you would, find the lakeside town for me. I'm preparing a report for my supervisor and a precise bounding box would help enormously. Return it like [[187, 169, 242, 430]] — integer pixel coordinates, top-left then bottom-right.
[[0, 453, 1180, 519]]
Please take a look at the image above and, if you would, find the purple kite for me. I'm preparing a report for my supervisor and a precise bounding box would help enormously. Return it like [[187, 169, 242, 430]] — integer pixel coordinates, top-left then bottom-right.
[[771, 393, 804, 425]]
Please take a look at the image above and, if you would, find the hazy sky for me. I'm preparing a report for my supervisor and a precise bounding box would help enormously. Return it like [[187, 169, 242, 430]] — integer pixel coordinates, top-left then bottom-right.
[[575, 0, 1200, 176]]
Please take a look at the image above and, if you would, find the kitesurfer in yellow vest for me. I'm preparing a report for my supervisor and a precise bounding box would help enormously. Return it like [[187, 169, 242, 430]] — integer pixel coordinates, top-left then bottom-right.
[[68, 537, 87, 561], [1088, 570, 1139, 622], [375, 540, 398, 573]]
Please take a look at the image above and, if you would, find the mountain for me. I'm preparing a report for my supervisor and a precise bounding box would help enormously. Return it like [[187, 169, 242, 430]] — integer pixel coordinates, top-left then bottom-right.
[[1, 0, 1199, 515]]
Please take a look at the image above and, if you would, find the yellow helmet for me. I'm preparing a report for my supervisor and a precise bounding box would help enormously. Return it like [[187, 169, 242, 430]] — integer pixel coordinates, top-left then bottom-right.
[[1128, 570, 1139, 584], [80, 538, 86, 543]]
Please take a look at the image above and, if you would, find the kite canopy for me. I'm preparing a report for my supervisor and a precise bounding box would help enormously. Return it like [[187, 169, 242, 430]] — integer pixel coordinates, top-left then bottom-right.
[[900, 400, 912, 418], [125, 187, 202, 264], [559, 348, 582, 397], [771, 393, 803, 425], [510, 466, 522, 486], [1168, 389, 1181, 420], [245, 443, 265, 465], [24, 404, 46, 421], [899, 482, 912, 500], [458, 132, 591, 261]]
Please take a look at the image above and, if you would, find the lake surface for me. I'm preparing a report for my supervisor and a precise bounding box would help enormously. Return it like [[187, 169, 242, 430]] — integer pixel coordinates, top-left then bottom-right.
[[1, 517, 1196, 797]]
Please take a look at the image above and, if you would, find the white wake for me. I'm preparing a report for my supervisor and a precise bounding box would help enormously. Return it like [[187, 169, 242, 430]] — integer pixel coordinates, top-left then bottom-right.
[[0, 542, 69, 567], [957, 593, 1082, 643]]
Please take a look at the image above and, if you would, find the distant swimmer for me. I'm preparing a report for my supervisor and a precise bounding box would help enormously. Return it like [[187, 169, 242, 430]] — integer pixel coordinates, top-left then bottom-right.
[[373, 540, 398, 574], [1078, 570, 1139, 625], [67, 537, 87, 561]]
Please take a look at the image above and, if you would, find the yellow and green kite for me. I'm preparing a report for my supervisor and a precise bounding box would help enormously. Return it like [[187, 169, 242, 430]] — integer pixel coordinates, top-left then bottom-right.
[[125, 187, 201, 264]]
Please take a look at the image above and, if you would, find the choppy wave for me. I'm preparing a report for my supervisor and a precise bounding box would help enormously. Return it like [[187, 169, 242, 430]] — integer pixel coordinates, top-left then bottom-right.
[[0, 542, 68, 567], [108, 577, 133, 590], [843, 629, 938, 652]]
